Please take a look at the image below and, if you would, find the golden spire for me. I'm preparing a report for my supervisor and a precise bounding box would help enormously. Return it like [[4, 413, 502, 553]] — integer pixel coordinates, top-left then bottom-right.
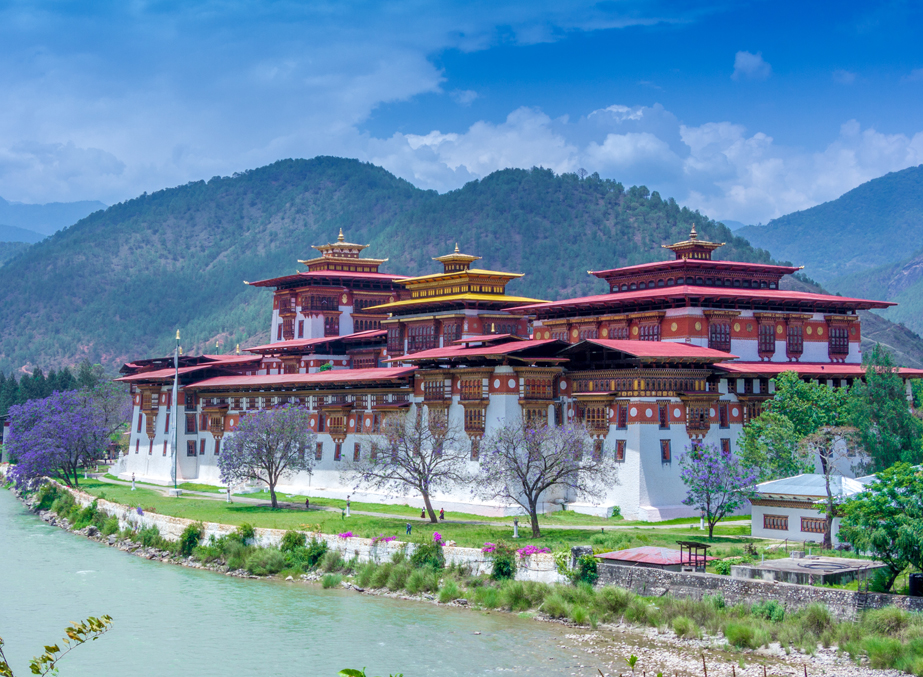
[[454, 243, 460, 253], [338, 228, 345, 242], [236, 344, 240, 355], [176, 330, 181, 340], [689, 223, 698, 240]]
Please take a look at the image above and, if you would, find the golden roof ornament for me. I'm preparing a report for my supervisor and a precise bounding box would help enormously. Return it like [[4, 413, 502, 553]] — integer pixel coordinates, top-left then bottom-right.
[[662, 223, 724, 260]]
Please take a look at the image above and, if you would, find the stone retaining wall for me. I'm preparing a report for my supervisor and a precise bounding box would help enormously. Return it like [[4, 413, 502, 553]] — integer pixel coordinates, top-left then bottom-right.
[[597, 563, 923, 620], [59, 483, 565, 584]]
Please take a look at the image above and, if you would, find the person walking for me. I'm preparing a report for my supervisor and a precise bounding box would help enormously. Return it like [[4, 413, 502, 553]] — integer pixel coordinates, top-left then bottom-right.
[[305, 497, 310, 510], [346, 495, 351, 518], [439, 508, 445, 521], [406, 523, 412, 536], [131, 473, 136, 491], [420, 509, 425, 519]]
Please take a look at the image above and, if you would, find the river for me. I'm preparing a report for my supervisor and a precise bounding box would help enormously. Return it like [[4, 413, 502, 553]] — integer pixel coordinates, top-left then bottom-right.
[[0, 491, 596, 676]]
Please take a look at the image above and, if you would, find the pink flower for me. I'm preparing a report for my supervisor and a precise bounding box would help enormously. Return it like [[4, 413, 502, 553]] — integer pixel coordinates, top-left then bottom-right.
[[338, 531, 354, 539], [517, 545, 550, 558]]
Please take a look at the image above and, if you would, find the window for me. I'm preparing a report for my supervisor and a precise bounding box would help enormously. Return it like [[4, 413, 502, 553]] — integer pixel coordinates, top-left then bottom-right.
[[277, 324, 283, 340], [592, 439, 604, 460], [200, 413, 208, 431], [408, 324, 437, 353], [616, 402, 628, 430], [387, 327, 404, 354], [464, 407, 486, 434], [609, 325, 629, 340], [148, 439, 153, 455], [324, 315, 339, 336], [137, 412, 143, 433], [758, 324, 775, 354], [615, 439, 626, 463], [353, 443, 361, 462], [186, 440, 196, 457], [764, 514, 788, 531], [660, 440, 671, 463], [443, 322, 461, 345], [460, 379, 483, 400], [578, 326, 598, 341], [199, 439, 206, 456], [470, 437, 480, 461], [332, 443, 341, 461], [214, 439, 220, 456], [315, 442, 323, 461], [164, 412, 170, 434], [185, 393, 196, 411], [829, 326, 849, 356], [720, 438, 731, 454], [185, 414, 197, 434], [718, 403, 729, 429], [709, 322, 731, 352], [135, 440, 139, 454], [801, 517, 826, 534], [658, 403, 669, 429], [787, 324, 803, 357], [298, 320, 304, 338], [585, 405, 608, 432], [162, 441, 167, 456], [639, 324, 660, 341]]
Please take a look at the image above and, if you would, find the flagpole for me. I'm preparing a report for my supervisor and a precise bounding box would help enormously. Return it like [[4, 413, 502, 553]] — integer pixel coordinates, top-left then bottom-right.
[[172, 330, 180, 492]]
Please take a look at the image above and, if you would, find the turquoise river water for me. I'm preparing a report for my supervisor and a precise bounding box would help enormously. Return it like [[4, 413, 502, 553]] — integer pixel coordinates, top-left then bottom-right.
[[0, 490, 599, 676]]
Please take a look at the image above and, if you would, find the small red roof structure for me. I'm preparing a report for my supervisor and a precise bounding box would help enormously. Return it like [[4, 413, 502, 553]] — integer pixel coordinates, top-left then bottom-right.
[[596, 546, 716, 570], [716, 362, 923, 378], [562, 338, 737, 362], [184, 366, 417, 390]]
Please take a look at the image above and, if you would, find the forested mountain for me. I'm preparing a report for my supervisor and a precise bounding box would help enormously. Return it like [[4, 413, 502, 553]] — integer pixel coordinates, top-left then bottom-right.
[[0, 224, 44, 243], [739, 164, 923, 282], [0, 242, 29, 267], [0, 157, 914, 372]]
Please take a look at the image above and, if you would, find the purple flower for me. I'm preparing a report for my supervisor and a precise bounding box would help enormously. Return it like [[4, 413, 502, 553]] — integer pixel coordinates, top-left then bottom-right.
[[338, 531, 354, 539], [516, 545, 550, 558], [371, 534, 396, 545], [481, 542, 497, 554]]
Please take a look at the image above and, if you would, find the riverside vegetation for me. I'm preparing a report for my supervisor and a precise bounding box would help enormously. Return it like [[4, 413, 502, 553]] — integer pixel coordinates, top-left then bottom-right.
[[23, 482, 923, 676]]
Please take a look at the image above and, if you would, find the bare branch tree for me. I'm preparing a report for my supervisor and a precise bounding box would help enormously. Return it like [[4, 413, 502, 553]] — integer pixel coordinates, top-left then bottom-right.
[[800, 425, 863, 549], [218, 405, 316, 509], [475, 422, 618, 538], [346, 408, 470, 523]]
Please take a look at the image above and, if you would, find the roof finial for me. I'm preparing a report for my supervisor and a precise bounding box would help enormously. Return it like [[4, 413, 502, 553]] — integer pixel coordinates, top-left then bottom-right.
[[454, 243, 460, 254], [235, 343, 240, 355], [337, 228, 344, 242], [689, 223, 698, 240]]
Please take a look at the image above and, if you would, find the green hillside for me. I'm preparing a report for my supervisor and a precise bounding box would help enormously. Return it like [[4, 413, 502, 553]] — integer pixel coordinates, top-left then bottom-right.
[[0, 156, 900, 373], [0, 241, 29, 267], [739, 164, 923, 282]]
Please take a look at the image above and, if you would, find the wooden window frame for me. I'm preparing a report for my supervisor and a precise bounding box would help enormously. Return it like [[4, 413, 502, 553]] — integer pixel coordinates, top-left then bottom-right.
[[315, 442, 323, 461], [660, 439, 671, 464], [801, 517, 826, 534], [186, 440, 197, 457], [615, 439, 626, 463], [763, 514, 789, 531], [199, 439, 206, 456]]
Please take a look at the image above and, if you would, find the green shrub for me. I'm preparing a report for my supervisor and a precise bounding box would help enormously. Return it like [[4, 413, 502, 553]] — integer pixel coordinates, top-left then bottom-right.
[[800, 603, 833, 636], [410, 540, 445, 571], [438, 580, 461, 603], [569, 604, 591, 625], [542, 593, 570, 619], [245, 548, 286, 575], [485, 542, 516, 581], [34, 483, 61, 511], [101, 516, 120, 536], [724, 622, 758, 649], [51, 492, 77, 520], [179, 522, 204, 557], [499, 580, 533, 612], [386, 564, 412, 591], [752, 600, 786, 623], [280, 530, 306, 552], [224, 541, 253, 570], [73, 500, 99, 530], [473, 586, 500, 609], [138, 525, 163, 548], [320, 550, 343, 573], [193, 544, 224, 563], [864, 606, 913, 636], [405, 568, 438, 595], [304, 537, 329, 567], [594, 586, 633, 619], [673, 616, 698, 639], [356, 562, 378, 588], [390, 550, 407, 565], [570, 554, 598, 586], [234, 523, 256, 543], [321, 574, 343, 589], [624, 598, 658, 626], [370, 563, 393, 588], [609, 506, 622, 519], [704, 593, 726, 610]]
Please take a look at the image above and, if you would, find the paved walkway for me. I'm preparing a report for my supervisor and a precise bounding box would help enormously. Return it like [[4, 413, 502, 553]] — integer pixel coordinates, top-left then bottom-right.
[[93, 475, 750, 532]]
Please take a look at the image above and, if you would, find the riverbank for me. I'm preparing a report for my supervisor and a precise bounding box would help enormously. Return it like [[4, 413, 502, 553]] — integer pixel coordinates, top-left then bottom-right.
[[11, 481, 920, 677]]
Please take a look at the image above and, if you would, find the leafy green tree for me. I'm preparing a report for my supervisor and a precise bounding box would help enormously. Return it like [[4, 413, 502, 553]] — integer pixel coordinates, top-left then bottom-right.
[[0, 615, 112, 676], [800, 426, 862, 549], [739, 411, 812, 482], [839, 463, 923, 591], [847, 344, 923, 471], [767, 371, 846, 437]]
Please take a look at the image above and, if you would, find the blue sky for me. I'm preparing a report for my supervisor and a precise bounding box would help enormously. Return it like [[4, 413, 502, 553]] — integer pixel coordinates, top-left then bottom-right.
[[0, 0, 921, 224]]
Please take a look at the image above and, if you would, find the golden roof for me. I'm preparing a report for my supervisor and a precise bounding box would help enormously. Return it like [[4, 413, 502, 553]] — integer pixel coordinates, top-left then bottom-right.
[[366, 293, 546, 312], [298, 229, 388, 267], [661, 224, 725, 260]]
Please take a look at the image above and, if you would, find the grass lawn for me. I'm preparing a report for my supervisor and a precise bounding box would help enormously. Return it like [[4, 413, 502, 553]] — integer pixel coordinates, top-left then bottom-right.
[[79, 479, 756, 554]]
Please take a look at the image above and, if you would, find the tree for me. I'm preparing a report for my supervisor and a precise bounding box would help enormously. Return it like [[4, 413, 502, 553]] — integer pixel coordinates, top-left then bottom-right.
[[218, 405, 316, 509], [800, 426, 862, 550], [7, 390, 112, 489], [847, 344, 923, 471], [767, 370, 846, 437], [739, 411, 812, 482], [346, 408, 469, 523], [838, 463, 923, 592], [475, 422, 618, 538], [679, 442, 758, 538], [0, 615, 113, 677]]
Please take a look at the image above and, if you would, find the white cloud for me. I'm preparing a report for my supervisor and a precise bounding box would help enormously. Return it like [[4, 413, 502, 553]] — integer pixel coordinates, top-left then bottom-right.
[[732, 51, 772, 81], [450, 89, 479, 106], [833, 69, 856, 84], [905, 68, 923, 82]]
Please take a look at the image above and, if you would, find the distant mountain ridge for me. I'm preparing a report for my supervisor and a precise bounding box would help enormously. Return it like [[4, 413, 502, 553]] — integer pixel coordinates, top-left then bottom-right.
[[0, 224, 44, 244], [0, 156, 919, 372], [739, 164, 923, 282], [0, 195, 107, 240]]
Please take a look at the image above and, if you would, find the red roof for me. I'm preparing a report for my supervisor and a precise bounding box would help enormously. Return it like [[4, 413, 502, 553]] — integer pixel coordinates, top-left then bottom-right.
[[386, 339, 565, 362], [590, 259, 800, 278], [248, 270, 407, 287], [562, 339, 737, 361], [247, 330, 386, 353], [597, 546, 716, 566], [452, 334, 525, 344], [511, 285, 894, 313], [185, 367, 417, 389], [716, 362, 923, 378], [116, 355, 262, 382]]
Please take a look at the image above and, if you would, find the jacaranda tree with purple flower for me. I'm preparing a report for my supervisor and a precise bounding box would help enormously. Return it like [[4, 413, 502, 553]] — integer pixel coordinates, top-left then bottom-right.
[[7, 387, 124, 489], [679, 441, 759, 538], [218, 405, 315, 509], [475, 422, 618, 538]]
